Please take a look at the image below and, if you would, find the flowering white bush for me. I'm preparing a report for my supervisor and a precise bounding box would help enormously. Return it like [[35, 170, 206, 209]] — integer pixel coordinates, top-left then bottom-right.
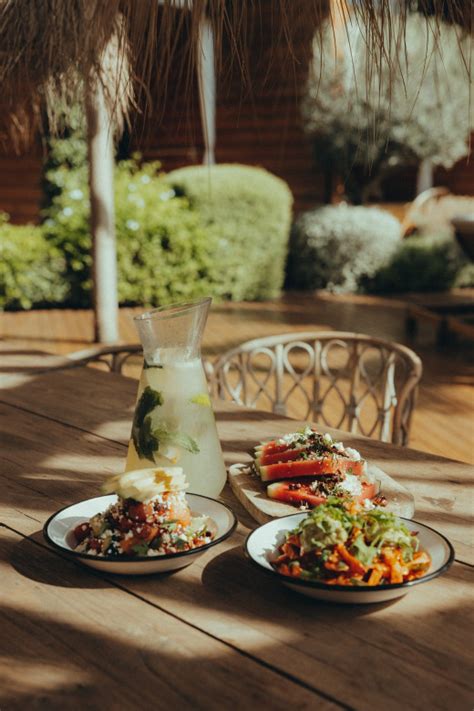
[[286, 204, 401, 293], [303, 13, 473, 201]]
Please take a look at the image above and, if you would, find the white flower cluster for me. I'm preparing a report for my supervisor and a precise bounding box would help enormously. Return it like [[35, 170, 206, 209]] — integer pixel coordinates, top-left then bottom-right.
[[289, 204, 401, 293], [303, 13, 473, 169]]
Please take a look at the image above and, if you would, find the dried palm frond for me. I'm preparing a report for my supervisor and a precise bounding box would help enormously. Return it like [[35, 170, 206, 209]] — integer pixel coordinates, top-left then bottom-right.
[[0, 0, 471, 147], [0, 1, 120, 144]]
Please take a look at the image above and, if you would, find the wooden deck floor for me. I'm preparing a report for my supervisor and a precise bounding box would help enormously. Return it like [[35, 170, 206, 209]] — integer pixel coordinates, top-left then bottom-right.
[[2, 292, 473, 464]]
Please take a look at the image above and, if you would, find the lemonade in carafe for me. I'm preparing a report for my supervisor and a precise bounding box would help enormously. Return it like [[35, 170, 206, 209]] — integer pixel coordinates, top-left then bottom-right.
[[125, 298, 226, 497]]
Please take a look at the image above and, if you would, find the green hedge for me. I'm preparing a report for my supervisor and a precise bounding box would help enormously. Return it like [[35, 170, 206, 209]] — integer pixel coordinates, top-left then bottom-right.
[[37, 160, 293, 308], [168, 164, 293, 300], [0, 214, 67, 310], [367, 233, 468, 293], [43, 160, 222, 307], [286, 204, 471, 295], [286, 204, 401, 293]]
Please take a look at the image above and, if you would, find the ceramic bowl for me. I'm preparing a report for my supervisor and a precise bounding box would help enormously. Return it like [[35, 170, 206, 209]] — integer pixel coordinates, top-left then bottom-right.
[[44, 493, 237, 575], [245, 512, 454, 604]]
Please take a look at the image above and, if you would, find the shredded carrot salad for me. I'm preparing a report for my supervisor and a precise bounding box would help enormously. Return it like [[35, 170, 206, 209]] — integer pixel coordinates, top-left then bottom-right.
[[272, 498, 431, 586]]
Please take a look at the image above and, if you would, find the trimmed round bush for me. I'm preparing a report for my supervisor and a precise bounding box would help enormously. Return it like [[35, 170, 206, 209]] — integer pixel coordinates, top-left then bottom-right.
[[286, 204, 401, 293], [41, 160, 293, 308], [43, 159, 222, 307], [168, 164, 293, 300], [455, 263, 474, 289], [0, 214, 67, 310], [368, 233, 467, 293]]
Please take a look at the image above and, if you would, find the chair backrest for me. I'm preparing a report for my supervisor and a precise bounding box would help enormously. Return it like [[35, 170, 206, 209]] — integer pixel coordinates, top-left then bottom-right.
[[67, 345, 143, 374], [210, 331, 422, 446], [67, 344, 215, 381]]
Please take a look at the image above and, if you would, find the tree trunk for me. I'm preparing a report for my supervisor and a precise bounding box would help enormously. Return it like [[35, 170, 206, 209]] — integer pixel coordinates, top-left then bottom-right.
[[416, 158, 434, 196], [86, 85, 119, 344]]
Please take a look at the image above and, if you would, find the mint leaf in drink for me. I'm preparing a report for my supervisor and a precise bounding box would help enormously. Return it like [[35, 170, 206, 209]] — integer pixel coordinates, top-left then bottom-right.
[[135, 386, 163, 422], [170, 431, 200, 454], [135, 415, 160, 460], [131, 387, 200, 460], [132, 386, 164, 459], [153, 423, 200, 455]]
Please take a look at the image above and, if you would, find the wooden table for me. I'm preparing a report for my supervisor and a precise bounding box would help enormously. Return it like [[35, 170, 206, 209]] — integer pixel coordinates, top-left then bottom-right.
[[1, 352, 473, 710]]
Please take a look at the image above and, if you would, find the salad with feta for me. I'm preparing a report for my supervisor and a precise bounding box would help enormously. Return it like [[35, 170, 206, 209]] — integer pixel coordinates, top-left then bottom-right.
[[73, 467, 214, 557]]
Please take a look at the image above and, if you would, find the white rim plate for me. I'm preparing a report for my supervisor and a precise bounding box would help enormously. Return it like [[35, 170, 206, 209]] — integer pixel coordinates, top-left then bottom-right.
[[245, 512, 454, 604], [43, 493, 237, 575]]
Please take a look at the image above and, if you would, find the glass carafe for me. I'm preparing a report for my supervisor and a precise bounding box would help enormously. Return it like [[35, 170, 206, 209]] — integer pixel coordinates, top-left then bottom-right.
[[125, 297, 227, 497]]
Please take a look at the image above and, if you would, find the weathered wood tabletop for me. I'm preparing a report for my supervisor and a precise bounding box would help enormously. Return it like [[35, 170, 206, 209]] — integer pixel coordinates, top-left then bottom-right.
[[1, 351, 473, 710]]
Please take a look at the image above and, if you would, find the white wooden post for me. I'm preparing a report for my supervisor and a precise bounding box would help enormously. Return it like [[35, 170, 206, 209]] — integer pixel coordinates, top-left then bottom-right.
[[86, 85, 119, 344], [416, 158, 434, 196], [160, 1, 216, 164], [197, 14, 216, 165]]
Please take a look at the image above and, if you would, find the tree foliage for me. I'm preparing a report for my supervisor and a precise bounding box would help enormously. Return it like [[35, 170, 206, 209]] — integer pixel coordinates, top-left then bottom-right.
[[303, 12, 473, 202]]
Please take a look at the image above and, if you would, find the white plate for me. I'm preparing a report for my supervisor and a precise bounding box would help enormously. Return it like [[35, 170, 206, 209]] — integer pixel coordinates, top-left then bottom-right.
[[245, 513, 454, 604], [43, 493, 237, 575]]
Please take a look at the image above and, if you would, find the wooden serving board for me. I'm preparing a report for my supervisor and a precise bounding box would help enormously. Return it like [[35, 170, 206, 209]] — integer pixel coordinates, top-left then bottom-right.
[[228, 462, 415, 525]]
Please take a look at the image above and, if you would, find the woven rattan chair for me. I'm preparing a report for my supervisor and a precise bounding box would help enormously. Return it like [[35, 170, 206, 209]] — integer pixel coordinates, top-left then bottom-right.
[[67, 344, 143, 373], [67, 344, 215, 380], [209, 331, 422, 446]]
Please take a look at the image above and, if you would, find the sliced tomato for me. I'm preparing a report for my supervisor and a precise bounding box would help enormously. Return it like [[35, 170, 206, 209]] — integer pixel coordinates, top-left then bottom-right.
[[136, 524, 159, 541], [259, 457, 366, 482], [116, 516, 134, 532], [120, 535, 140, 554], [87, 538, 102, 553], [73, 522, 91, 544], [126, 500, 153, 522]]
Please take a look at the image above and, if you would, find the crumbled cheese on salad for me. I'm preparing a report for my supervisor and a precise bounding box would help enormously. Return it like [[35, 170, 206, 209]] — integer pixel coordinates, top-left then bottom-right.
[[276, 428, 362, 463], [278, 426, 313, 446], [345, 447, 361, 461], [336, 473, 363, 497]]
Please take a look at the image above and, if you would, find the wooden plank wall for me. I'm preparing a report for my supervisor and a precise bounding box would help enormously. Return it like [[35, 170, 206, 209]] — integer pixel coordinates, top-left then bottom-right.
[[133, 0, 328, 211], [381, 155, 474, 203], [212, 0, 328, 210], [132, 0, 472, 210], [0, 148, 43, 224], [0, 1, 471, 224], [129, 7, 204, 172], [436, 158, 474, 196]]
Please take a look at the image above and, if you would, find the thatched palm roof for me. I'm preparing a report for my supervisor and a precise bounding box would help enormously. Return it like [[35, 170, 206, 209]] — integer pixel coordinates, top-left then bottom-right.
[[0, 0, 471, 145]]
